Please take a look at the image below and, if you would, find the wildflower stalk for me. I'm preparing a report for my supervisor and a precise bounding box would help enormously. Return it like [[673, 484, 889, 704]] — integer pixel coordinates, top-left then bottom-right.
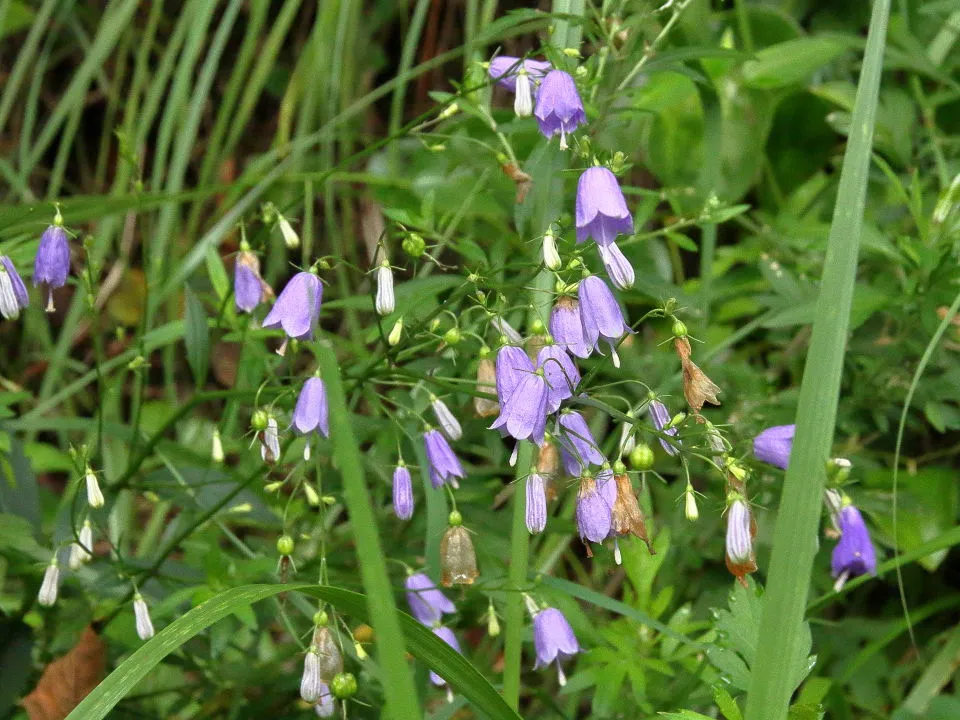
[[502, 440, 534, 710], [744, 2, 890, 719], [315, 341, 421, 719]]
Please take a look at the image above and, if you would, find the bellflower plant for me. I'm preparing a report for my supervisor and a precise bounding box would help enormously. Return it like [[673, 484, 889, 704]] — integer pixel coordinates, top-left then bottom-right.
[[262, 270, 323, 354], [550, 295, 592, 359], [575, 469, 617, 551], [430, 395, 462, 440], [648, 399, 679, 456], [0, 256, 29, 320], [531, 606, 580, 686], [578, 275, 631, 366], [405, 572, 456, 625], [575, 167, 634, 247], [490, 368, 549, 444], [753, 424, 796, 470], [429, 626, 461, 689], [494, 344, 535, 404], [598, 242, 635, 290], [831, 499, 877, 589], [293, 376, 329, 460], [533, 70, 586, 149], [525, 472, 547, 533], [423, 428, 465, 488], [234, 248, 269, 313], [536, 343, 579, 413], [487, 56, 551, 92], [392, 463, 414, 520], [557, 411, 606, 475], [34, 222, 70, 312]]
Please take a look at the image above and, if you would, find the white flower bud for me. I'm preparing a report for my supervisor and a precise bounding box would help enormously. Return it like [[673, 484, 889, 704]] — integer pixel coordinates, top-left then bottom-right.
[[133, 593, 155, 640], [684, 486, 699, 522], [542, 231, 561, 270], [69, 522, 94, 569], [725, 497, 752, 563], [85, 466, 104, 509], [38, 559, 60, 607], [278, 215, 300, 249], [375, 261, 395, 316], [431, 397, 462, 440], [260, 417, 280, 463], [211, 429, 224, 463], [388, 317, 403, 346], [514, 70, 533, 117], [301, 648, 322, 703]]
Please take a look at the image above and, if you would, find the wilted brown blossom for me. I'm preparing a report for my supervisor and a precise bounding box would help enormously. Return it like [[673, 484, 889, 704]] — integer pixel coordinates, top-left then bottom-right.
[[440, 525, 478, 587], [473, 357, 499, 417], [674, 336, 720, 414], [611, 472, 655, 554]]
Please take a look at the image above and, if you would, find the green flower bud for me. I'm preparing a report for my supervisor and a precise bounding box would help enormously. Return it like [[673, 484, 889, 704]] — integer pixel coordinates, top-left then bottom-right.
[[443, 327, 462, 346], [251, 409, 269, 431], [672, 319, 688, 338], [276, 535, 294, 556], [448, 509, 463, 526], [629, 443, 655, 471], [331, 672, 357, 699], [402, 233, 426, 258]]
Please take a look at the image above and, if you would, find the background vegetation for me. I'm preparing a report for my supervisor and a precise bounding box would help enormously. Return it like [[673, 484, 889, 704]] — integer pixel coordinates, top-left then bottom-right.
[[1, 0, 959, 718]]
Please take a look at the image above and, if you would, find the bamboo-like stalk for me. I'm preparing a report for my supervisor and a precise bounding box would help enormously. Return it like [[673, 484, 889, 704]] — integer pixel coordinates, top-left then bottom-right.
[[744, 2, 891, 718]]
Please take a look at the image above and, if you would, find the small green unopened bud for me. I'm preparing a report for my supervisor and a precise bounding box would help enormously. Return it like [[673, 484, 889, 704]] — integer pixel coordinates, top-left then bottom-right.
[[562, 47, 581, 58], [612, 459, 627, 475], [211, 429, 224, 463], [331, 672, 357, 699], [277, 535, 295, 556], [251, 409, 269, 432], [127, 355, 148, 371], [610, 151, 627, 174], [303, 483, 320, 507], [402, 233, 426, 258], [322, 495, 336, 506], [439, 102, 459, 120], [264, 481, 283, 493], [487, 601, 500, 637], [448, 510, 463, 526], [667, 411, 686, 429], [388, 317, 403, 346], [530, 318, 545, 335], [443, 327, 462, 346], [314, 610, 329, 627], [684, 488, 699, 522], [672, 319, 688, 338], [354, 641, 367, 660], [629, 443, 655, 471]]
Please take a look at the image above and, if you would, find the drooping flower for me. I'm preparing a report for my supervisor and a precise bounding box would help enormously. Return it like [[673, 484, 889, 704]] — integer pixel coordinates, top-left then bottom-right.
[[725, 494, 757, 587], [495, 345, 534, 405], [393, 464, 414, 520], [831, 500, 877, 589], [405, 572, 456, 625], [557, 411, 606, 476], [525, 473, 547, 533], [532, 607, 580, 686], [534, 70, 587, 149], [753, 424, 795, 470], [648, 399, 680, 456], [34, 224, 70, 312], [293, 377, 328, 460], [85, 466, 104, 509], [578, 276, 630, 366], [440, 521, 479, 587], [598, 242, 634, 290], [301, 648, 323, 703], [576, 167, 634, 247], [429, 626, 462, 687], [314, 685, 335, 717], [423, 429, 465, 488], [674, 336, 720, 412], [550, 295, 591, 359], [537, 343, 580, 413], [490, 368, 549, 444], [487, 56, 551, 92], [474, 353, 499, 417], [610, 470, 654, 562], [514, 68, 534, 117], [37, 557, 59, 607], [0, 256, 29, 320], [262, 270, 323, 353], [234, 249, 271, 313], [133, 592, 155, 640], [260, 415, 280, 463], [575, 470, 617, 553], [375, 260, 394, 316], [431, 396, 462, 440]]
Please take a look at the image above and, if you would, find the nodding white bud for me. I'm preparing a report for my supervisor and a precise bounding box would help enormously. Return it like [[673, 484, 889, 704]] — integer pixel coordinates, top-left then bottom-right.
[[38, 559, 60, 607], [684, 486, 699, 522], [260, 417, 280, 463], [133, 593, 155, 640], [514, 70, 533, 118], [211, 429, 224, 463], [725, 496, 752, 563], [85, 467, 104, 508], [69, 521, 94, 569], [824, 488, 843, 532], [431, 397, 462, 440], [375, 261, 395, 316], [278, 215, 300, 249], [303, 482, 321, 507], [301, 648, 323, 703], [542, 231, 561, 270], [388, 317, 403, 346]]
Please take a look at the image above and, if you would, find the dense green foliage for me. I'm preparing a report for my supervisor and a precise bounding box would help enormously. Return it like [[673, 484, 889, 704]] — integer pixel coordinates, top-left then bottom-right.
[[1, 1, 959, 719]]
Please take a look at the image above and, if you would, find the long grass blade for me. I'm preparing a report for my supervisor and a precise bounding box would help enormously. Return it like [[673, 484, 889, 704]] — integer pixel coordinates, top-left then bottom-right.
[[744, 2, 891, 718]]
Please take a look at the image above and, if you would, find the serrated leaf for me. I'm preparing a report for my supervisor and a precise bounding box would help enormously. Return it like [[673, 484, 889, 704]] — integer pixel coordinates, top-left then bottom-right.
[[184, 286, 210, 388]]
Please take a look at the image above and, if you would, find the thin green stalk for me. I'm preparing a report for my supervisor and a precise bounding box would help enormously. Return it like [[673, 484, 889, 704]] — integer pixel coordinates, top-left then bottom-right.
[[316, 341, 421, 719], [502, 441, 534, 710], [744, 2, 890, 719], [388, 0, 430, 166]]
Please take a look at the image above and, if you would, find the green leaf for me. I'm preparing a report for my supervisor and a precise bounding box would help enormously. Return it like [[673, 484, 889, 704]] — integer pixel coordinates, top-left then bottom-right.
[[742, 38, 846, 89], [184, 286, 210, 388], [744, 1, 891, 718], [659, 711, 716, 720], [715, 686, 744, 720], [0, 1, 33, 40], [0, 437, 39, 530], [65, 584, 521, 720], [205, 245, 230, 303]]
